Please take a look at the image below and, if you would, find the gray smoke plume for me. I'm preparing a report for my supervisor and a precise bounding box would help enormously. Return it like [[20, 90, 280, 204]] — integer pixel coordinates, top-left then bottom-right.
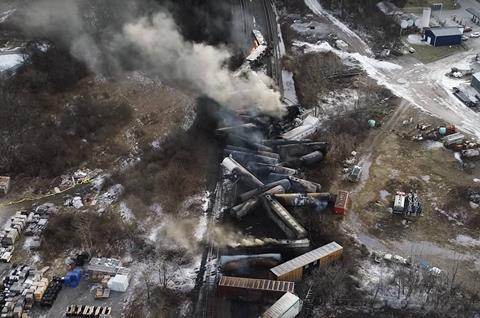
[[120, 12, 284, 115], [212, 225, 279, 248], [18, 0, 285, 116]]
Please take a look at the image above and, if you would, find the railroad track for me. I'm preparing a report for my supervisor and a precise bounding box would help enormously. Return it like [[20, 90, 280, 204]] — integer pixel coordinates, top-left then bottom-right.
[[262, 0, 283, 90], [200, 175, 237, 318]]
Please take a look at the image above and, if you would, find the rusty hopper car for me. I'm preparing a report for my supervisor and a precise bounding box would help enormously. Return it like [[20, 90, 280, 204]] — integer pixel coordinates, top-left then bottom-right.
[[270, 242, 343, 281], [217, 276, 295, 301]]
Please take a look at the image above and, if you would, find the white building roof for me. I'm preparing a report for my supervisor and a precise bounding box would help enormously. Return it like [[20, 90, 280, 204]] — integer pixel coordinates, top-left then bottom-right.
[[430, 27, 462, 37], [270, 242, 343, 277], [472, 72, 480, 82], [261, 292, 301, 318]]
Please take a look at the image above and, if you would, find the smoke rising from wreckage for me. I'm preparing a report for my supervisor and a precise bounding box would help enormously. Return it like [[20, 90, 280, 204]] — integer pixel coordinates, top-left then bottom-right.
[[0, 0, 480, 317]]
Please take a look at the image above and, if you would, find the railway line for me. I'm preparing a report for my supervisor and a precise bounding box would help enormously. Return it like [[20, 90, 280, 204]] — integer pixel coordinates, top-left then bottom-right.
[[193, 1, 287, 316], [261, 0, 283, 91]]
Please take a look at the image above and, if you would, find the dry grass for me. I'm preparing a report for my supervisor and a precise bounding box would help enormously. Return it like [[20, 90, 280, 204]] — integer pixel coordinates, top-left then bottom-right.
[[40, 211, 137, 261], [293, 52, 355, 107]]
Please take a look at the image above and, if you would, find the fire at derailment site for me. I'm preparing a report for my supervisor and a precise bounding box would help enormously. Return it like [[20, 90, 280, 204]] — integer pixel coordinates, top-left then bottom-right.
[[1, 0, 480, 317]]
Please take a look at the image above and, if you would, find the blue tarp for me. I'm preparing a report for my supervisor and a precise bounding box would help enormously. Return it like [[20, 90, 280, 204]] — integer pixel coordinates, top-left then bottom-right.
[[64, 268, 82, 288]]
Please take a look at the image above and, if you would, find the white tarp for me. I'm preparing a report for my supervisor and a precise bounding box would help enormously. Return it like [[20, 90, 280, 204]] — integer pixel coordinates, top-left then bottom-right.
[[107, 274, 129, 292]]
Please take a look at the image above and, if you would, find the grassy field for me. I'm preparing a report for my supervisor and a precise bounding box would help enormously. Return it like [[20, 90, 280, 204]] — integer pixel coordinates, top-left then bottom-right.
[[403, 0, 458, 10], [411, 43, 465, 63]]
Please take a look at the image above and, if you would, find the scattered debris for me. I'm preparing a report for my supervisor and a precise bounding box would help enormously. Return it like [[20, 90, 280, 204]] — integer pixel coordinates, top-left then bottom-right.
[[0, 176, 10, 195]]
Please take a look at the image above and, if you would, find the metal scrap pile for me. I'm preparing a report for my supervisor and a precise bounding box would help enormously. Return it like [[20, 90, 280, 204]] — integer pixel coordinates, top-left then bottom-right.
[[0, 265, 50, 317], [0, 204, 55, 262], [215, 106, 344, 243]]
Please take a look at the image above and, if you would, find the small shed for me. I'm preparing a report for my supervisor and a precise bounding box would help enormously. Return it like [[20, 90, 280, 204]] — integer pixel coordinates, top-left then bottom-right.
[[270, 242, 343, 281], [260, 292, 302, 318], [424, 27, 462, 47], [472, 72, 480, 93]]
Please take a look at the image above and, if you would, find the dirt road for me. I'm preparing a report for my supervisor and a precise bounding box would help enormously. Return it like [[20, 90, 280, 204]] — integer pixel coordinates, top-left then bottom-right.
[[303, 0, 373, 56]]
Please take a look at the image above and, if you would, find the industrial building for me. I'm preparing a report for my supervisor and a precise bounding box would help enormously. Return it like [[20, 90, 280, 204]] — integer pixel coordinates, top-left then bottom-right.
[[424, 27, 462, 47], [270, 242, 343, 281], [261, 292, 302, 318], [472, 72, 480, 93], [217, 276, 295, 301]]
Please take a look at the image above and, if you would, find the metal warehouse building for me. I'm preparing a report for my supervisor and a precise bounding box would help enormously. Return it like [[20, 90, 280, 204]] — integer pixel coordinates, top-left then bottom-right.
[[270, 242, 343, 281], [424, 27, 462, 47]]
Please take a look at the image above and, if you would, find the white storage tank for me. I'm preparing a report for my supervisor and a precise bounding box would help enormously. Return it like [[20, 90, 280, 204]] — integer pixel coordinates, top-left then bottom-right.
[[421, 7, 431, 28]]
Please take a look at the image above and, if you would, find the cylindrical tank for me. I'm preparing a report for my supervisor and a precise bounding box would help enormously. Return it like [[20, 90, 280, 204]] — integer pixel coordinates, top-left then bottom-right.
[[421, 7, 431, 29], [300, 151, 324, 165], [239, 179, 291, 202]]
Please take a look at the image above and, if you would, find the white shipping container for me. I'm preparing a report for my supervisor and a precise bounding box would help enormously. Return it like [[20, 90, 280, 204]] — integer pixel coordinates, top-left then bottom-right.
[[107, 275, 129, 292], [393, 192, 406, 213], [442, 133, 464, 146], [260, 292, 302, 318]]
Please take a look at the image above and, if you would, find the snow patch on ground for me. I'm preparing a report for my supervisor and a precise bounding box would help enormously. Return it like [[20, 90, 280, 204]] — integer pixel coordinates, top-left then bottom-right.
[[119, 201, 135, 222], [424, 141, 444, 149], [380, 190, 390, 201], [291, 21, 330, 36], [296, 41, 402, 96], [452, 234, 480, 247], [303, 0, 373, 55], [407, 34, 427, 46], [0, 54, 23, 72], [318, 88, 359, 116], [420, 175, 431, 182], [0, 9, 15, 23]]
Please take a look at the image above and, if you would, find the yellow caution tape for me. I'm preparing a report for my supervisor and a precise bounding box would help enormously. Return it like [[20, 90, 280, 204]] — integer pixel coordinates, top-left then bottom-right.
[[0, 177, 94, 208]]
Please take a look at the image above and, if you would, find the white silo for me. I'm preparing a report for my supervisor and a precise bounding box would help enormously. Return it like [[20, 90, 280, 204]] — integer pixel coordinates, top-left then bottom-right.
[[421, 7, 431, 28]]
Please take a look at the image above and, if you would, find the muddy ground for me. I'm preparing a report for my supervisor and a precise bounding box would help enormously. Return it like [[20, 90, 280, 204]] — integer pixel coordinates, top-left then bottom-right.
[[334, 106, 480, 293]]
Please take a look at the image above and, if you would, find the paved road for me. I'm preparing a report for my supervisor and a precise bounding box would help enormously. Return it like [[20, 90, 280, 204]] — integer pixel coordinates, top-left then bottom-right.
[[376, 51, 480, 138]]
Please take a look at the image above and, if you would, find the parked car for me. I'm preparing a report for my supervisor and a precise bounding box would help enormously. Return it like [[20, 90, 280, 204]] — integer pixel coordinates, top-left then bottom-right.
[[464, 26, 472, 32], [348, 165, 362, 182], [462, 35, 469, 41], [470, 32, 480, 38]]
